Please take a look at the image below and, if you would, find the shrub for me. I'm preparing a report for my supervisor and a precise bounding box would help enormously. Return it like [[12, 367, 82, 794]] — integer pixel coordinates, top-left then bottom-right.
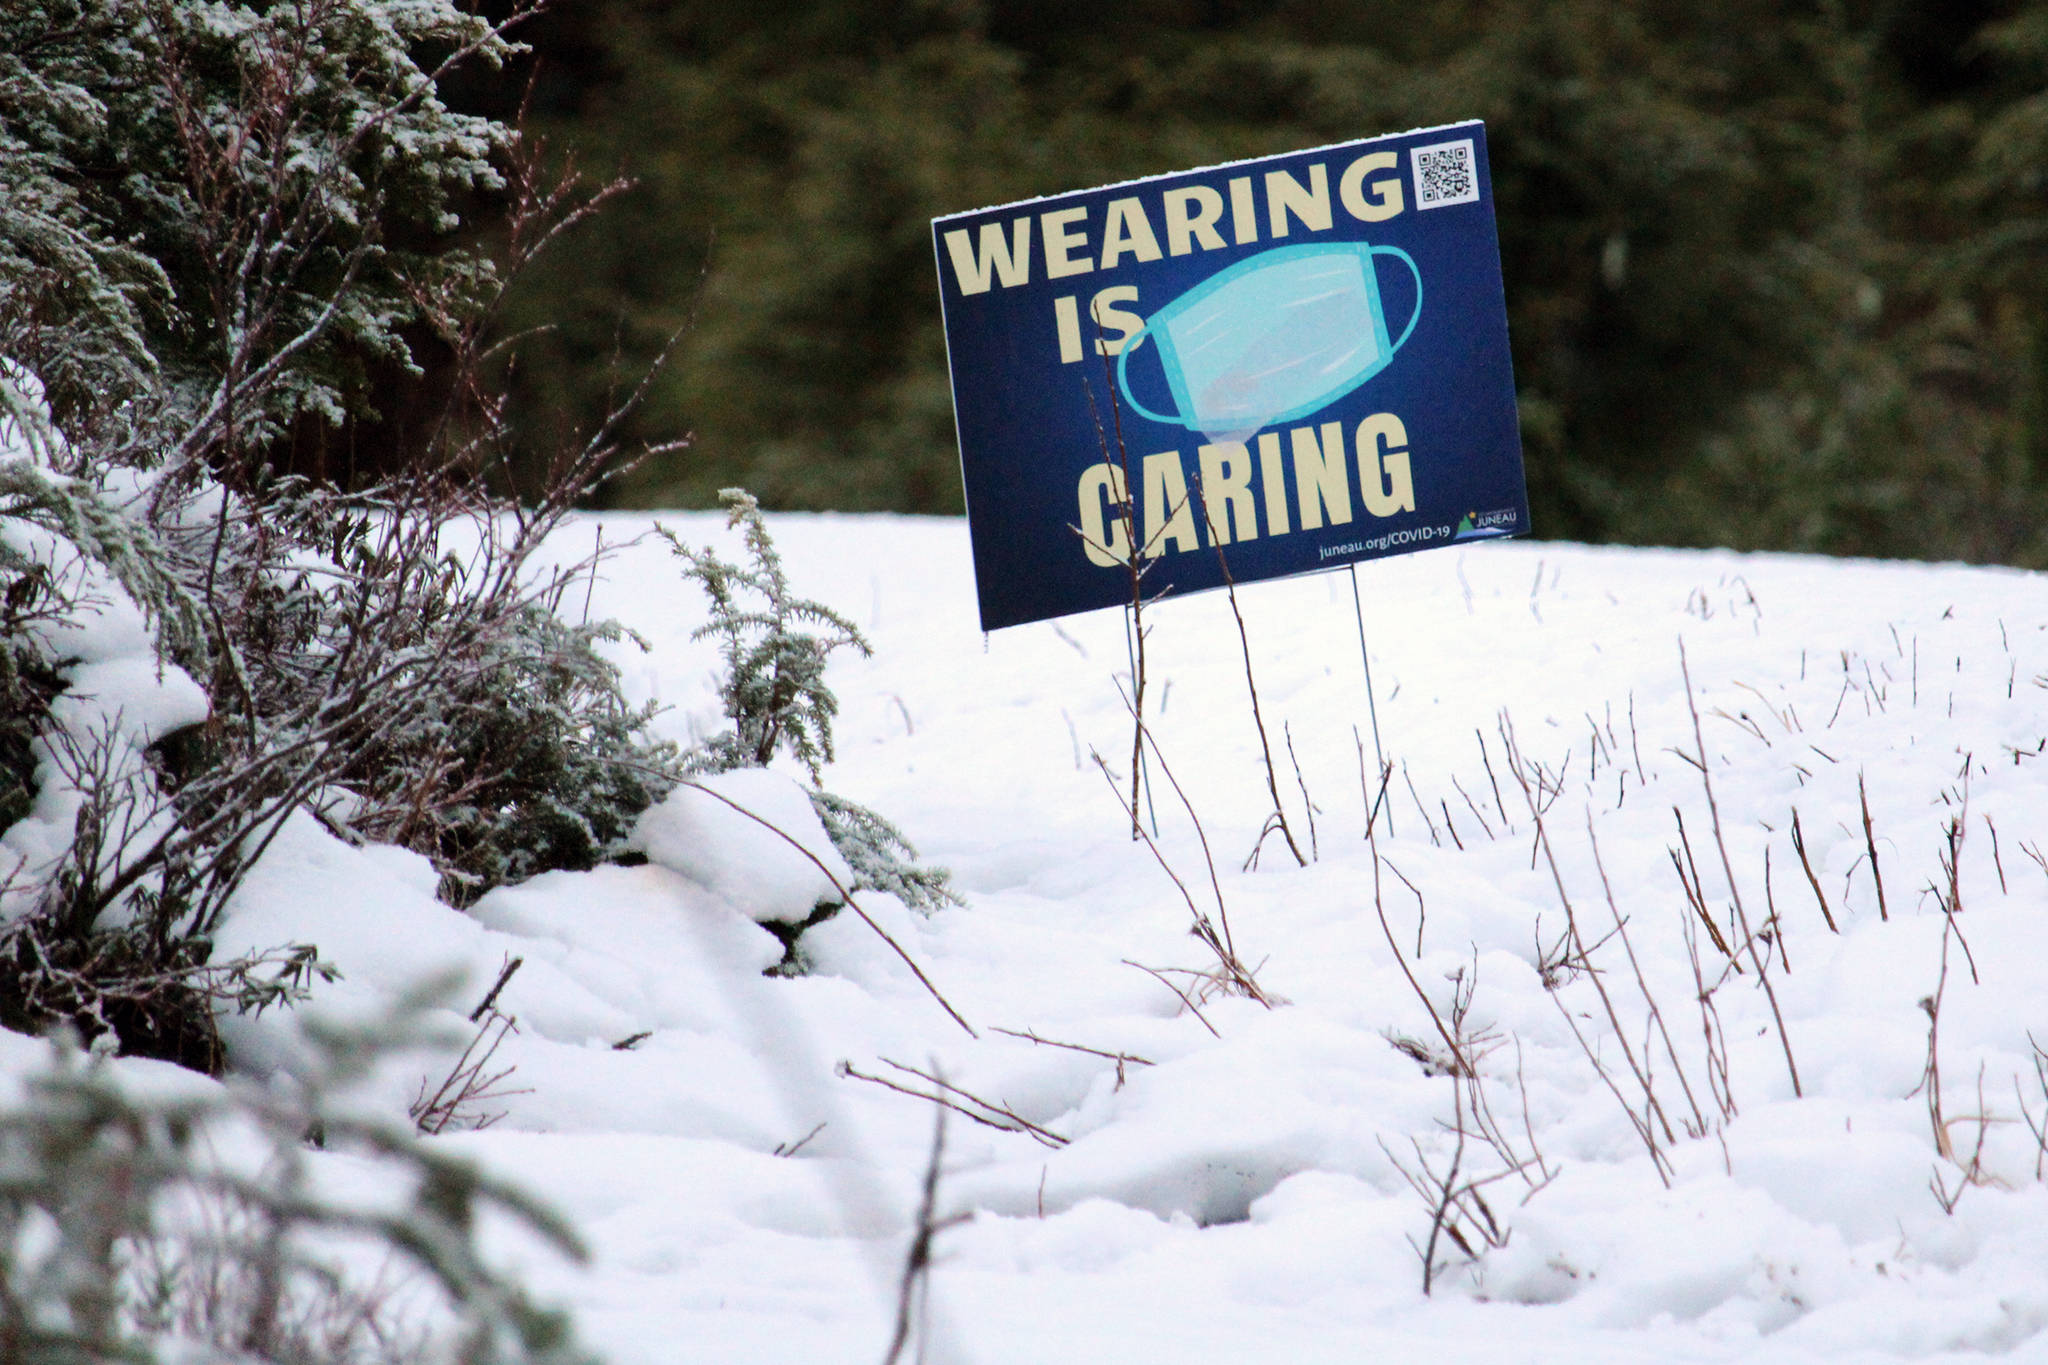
[[0, 989, 596, 1365], [0, 0, 689, 1063], [0, 0, 516, 459], [665, 490, 959, 913], [661, 488, 870, 782]]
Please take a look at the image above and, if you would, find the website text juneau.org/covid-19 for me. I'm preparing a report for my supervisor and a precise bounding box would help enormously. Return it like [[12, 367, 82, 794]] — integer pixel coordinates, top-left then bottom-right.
[[1318, 524, 1453, 561]]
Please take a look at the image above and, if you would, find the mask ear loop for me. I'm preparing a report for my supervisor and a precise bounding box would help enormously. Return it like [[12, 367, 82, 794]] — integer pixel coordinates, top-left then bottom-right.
[[1114, 323, 1182, 427], [1371, 245, 1424, 353]]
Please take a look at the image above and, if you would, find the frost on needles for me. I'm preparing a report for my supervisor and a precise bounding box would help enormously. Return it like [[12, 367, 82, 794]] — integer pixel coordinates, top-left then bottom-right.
[[0, 0, 686, 1068], [663, 489, 961, 913], [0, 0, 956, 1097]]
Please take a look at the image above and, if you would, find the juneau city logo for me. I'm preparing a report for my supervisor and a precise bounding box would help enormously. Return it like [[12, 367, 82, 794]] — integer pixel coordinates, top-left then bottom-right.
[[1454, 508, 1517, 540]]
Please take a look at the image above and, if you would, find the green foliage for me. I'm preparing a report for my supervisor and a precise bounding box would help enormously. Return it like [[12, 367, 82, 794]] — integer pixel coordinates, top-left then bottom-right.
[[0, 0, 515, 458], [0, 405, 207, 667], [0, 988, 597, 1365], [663, 488, 871, 782], [666, 488, 958, 913], [353, 606, 684, 906], [0, 926, 331, 1077], [0, 0, 689, 1058], [0, 22, 169, 437], [808, 788, 962, 914], [504, 0, 2048, 565], [0, 403, 72, 836]]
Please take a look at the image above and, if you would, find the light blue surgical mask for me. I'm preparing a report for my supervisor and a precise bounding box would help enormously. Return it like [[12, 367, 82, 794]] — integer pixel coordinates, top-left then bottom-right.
[[1116, 242, 1422, 440]]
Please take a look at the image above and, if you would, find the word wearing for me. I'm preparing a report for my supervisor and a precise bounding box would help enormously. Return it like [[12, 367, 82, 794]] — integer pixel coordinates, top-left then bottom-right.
[[943, 150, 1408, 299]]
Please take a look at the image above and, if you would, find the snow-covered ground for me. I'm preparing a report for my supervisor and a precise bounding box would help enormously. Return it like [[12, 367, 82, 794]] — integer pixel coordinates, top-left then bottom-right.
[[16, 511, 2048, 1363]]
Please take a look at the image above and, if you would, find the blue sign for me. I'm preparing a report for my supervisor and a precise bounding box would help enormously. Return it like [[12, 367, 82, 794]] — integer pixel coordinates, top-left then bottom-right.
[[933, 120, 1528, 632]]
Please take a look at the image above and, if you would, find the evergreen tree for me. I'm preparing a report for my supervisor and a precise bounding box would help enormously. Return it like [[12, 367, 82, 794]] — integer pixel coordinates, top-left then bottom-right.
[[0, 0, 692, 1062], [1, 0, 516, 472], [495, 0, 2048, 565]]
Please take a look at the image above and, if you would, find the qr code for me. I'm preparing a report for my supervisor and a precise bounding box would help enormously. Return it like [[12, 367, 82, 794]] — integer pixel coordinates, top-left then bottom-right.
[[1411, 139, 1479, 210]]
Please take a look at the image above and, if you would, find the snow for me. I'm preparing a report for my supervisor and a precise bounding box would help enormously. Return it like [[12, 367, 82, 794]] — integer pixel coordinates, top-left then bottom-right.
[[13, 508, 2048, 1363], [627, 767, 854, 923], [0, 519, 210, 921]]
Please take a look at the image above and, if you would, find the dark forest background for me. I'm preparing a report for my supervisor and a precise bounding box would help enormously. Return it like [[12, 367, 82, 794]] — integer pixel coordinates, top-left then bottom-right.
[[460, 0, 2046, 564]]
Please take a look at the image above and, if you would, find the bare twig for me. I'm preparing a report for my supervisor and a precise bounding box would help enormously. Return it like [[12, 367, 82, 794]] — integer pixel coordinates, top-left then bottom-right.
[[1367, 832, 1469, 1078], [881, 1095, 967, 1365], [1930, 781, 1981, 986], [1410, 1108, 1468, 1296], [1913, 927, 2006, 1211], [469, 955, 522, 1023], [1078, 369, 1153, 842], [1501, 717, 1676, 1182], [1789, 809, 1838, 933], [410, 1009, 530, 1135], [2017, 1034, 2048, 1182], [684, 781, 976, 1038], [1476, 729, 1511, 831], [1357, 732, 1394, 840], [1986, 813, 2008, 895], [1090, 748, 1271, 1006], [1115, 686, 1243, 968], [1449, 772, 1496, 841], [1380, 1072, 1516, 1296], [773, 1123, 826, 1158], [1588, 815, 1709, 1139], [1403, 762, 1442, 847], [1763, 846, 1790, 974], [1669, 812, 1736, 966], [1283, 721, 1319, 862], [992, 1026, 1153, 1090], [1121, 959, 1221, 1037], [1191, 481, 1306, 869], [2022, 838, 2048, 886], [1859, 771, 1889, 921], [1679, 643, 1799, 1098], [840, 1059, 1068, 1149]]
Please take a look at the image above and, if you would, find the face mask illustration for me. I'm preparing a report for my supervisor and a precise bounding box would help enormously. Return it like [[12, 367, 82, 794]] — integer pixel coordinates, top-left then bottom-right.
[[1115, 242, 1422, 441]]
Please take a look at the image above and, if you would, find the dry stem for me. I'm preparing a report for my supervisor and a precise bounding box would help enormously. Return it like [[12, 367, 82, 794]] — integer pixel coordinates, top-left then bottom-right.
[[881, 1095, 968, 1365], [1089, 749, 1271, 1006], [1217, 551, 1306, 869], [1501, 717, 1679, 1180], [1859, 771, 1889, 921], [1679, 642, 1800, 1098], [840, 1058, 1067, 1149], [1120, 959, 1221, 1037], [411, 1008, 529, 1135], [1788, 809, 1838, 933], [992, 1026, 1152, 1090], [683, 781, 976, 1038]]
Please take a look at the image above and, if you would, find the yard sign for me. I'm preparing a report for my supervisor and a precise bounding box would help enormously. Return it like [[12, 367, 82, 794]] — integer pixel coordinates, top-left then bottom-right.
[[934, 120, 1528, 632]]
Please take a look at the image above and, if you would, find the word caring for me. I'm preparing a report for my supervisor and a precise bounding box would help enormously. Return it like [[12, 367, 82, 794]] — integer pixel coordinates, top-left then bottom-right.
[[1077, 412, 1418, 566]]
